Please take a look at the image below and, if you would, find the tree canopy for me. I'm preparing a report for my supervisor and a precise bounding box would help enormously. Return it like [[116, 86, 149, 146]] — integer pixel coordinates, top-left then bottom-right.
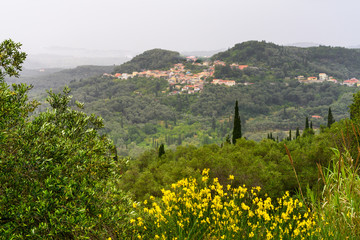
[[113, 48, 185, 73], [212, 40, 360, 80], [0, 39, 131, 239]]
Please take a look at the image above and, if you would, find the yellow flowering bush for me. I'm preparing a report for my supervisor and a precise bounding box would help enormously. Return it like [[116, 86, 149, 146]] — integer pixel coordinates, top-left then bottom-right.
[[130, 169, 318, 239]]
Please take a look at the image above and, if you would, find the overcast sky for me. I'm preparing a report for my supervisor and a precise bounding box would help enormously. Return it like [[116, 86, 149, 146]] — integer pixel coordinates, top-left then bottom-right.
[[2, 0, 360, 54]]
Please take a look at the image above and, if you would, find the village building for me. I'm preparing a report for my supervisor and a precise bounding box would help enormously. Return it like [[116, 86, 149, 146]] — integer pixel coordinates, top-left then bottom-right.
[[327, 76, 338, 83], [319, 73, 328, 81], [213, 60, 226, 66], [212, 79, 236, 86], [343, 78, 360, 86], [307, 76, 318, 82], [238, 65, 248, 70], [186, 56, 198, 62]]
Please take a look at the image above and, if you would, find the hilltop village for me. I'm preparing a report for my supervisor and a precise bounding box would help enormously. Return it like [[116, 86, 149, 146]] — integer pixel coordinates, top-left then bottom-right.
[[103, 56, 360, 95]]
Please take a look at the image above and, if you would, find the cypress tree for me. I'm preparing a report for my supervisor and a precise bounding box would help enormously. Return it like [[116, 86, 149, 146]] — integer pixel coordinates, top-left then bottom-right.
[[232, 100, 242, 144], [327, 107, 335, 128], [158, 144, 165, 158], [305, 117, 309, 129], [310, 121, 313, 129], [288, 129, 292, 141], [296, 127, 300, 139]]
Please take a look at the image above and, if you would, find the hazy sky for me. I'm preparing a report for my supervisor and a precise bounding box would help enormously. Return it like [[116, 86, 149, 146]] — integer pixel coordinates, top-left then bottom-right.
[[2, 0, 360, 54]]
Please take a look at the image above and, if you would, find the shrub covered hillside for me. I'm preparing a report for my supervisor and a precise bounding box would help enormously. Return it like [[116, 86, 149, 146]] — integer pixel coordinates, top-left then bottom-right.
[[113, 49, 185, 73], [212, 40, 360, 80]]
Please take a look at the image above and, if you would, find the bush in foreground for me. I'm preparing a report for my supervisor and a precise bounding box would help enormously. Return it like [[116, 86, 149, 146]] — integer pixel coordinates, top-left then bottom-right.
[[0, 39, 132, 239], [129, 169, 318, 239]]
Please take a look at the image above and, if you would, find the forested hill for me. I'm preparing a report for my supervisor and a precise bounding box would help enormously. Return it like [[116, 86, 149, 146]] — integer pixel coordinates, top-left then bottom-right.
[[113, 48, 185, 73], [212, 41, 360, 79]]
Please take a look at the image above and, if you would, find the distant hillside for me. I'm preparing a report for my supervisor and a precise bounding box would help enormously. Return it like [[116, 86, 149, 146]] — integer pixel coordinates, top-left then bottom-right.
[[6, 65, 114, 96], [23, 54, 129, 69], [212, 41, 360, 79], [24, 47, 135, 69], [113, 49, 185, 73]]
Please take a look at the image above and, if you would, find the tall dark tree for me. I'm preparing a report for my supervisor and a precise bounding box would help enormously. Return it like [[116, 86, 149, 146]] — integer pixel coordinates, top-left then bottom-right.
[[267, 132, 275, 141], [310, 121, 313, 129], [158, 144, 165, 158], [232, 100, 242, 144], [296, 127, 300, 139], [305, 117, 309, 130], [288, 129, 292, 141], [327, 107, 335, 128]]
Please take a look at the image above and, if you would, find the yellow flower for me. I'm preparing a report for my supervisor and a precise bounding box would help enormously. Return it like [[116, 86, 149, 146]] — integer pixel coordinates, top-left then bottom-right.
[[202, 168, 210, 176], [248, 210, 255, 217], [202, 176, 209, 182], [266, 229, 273, 240], [131, 169, 318, 239], [137, 217, 144, 226], [98, 214, 101, 218], [241, 202, 250, 211]]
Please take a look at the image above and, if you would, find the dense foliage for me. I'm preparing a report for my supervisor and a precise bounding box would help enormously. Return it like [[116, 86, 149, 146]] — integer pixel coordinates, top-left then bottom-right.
[[308, 124, 360, 238], [119, 126, 343, 201], [0, 41, 131, 239], [113, 49, 185, 73], [66, 74, 356, 156], [212, 41, 360, 80]]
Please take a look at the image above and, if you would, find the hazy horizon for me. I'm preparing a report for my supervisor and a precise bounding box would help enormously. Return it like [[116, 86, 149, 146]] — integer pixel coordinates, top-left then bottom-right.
[[2, 0, 360, 55]]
